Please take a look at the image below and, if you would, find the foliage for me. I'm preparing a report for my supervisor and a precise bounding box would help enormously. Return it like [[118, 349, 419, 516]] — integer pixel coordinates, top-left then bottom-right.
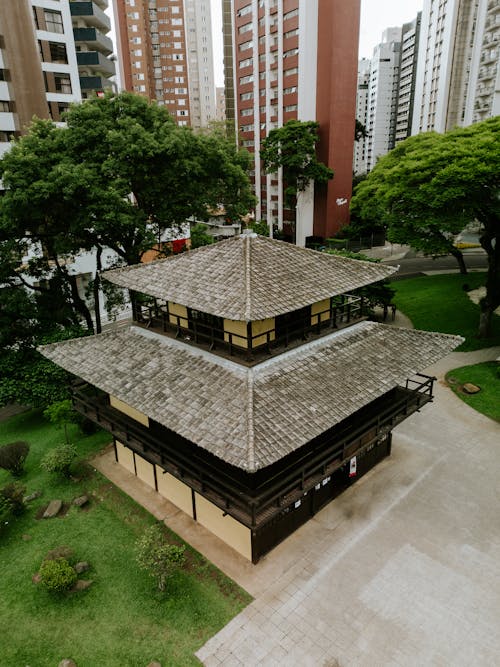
[[0, 441, 30, 477], [355, 119, 368, 142], [324, 249, 395, 308], [249, 220, 270, 237], [446, 362, 500, 422], [260, 120, 333, 207], [189, 223, 214, 249], [351, 117, 500, 337], [0, 494, 13, 531], [39, 557, 77, 593], [0, 410, 251, 665], [43, 400, 78, 444], [136, 524, 186, 591], [0, 481, 26, 516], [40, 443, 77, 478], [392, 273, 500, 351]]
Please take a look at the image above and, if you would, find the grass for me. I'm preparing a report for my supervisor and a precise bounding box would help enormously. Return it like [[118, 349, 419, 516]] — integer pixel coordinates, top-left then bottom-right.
[[446, 362, 500, 422], [0, 411, 251, 667], [391, 272, 500, 351]]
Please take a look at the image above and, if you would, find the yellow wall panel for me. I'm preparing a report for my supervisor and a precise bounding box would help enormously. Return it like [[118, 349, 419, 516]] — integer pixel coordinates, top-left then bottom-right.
[[109, 395, 149, 426], [311, 298, 330, 325], [168, 301, 189, 328], [115, 440, 135, 475], [195, 493, 252, 561], [251, 317, 275, 347], [223, 318, 248, 348], [134, 454, 156, 489], [156, 469, 193, 517]]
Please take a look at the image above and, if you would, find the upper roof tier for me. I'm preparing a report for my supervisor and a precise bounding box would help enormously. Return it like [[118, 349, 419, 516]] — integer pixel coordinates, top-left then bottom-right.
[[103, 234, 398, 321]]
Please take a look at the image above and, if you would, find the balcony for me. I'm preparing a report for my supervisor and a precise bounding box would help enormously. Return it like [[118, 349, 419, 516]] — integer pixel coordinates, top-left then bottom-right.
[[73, 27, 113, 55], [70, 1, 111, 33], [79, 74, 113, 92], [77, 50, 115, 76]]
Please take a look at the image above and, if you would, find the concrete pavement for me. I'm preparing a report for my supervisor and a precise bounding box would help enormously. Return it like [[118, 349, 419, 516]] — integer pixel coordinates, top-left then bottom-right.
[[92, 345, 500, 666]]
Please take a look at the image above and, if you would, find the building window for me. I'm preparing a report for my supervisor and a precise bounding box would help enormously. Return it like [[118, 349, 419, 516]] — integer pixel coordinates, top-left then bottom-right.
[[48, 41, 68, 63], [54, 73, 72, 93], [0, 100, 12, 112], [238, 23, 252, 35], [239, 74, 254, 85]]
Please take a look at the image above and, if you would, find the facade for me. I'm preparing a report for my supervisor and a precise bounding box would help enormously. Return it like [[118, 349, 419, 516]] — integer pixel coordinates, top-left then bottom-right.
[[353, 58, 370, 175], [225, 0, 360, 245], [395, 14, 421, 144], [412, 0, 499, 133], [41, 234, 461, 563], [0, 0, 115, 157], [215, 85, 226, 121], [365, 28, 402, 173], [112, 0, 215, 127]]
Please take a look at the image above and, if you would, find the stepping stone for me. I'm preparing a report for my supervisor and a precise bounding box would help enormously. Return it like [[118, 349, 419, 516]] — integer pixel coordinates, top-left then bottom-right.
[[73, 495, 89, 507], [463, 383, 481, 394], [43, 500, 62, 519]]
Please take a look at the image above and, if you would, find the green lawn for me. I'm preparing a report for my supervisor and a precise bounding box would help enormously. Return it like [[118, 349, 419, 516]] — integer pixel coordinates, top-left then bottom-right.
[[391, 272, 500, 351], [0, 411, 251, 667], [446, 362, 500, 422]]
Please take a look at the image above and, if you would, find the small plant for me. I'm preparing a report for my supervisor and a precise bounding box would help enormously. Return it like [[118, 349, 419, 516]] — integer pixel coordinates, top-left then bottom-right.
[[43, 400, 78, 444], [0, 482, 26, 516], [136, 524, 186, 591], [39, 557, 77, 593], [0, 441, 30, 477], [40, 444, 77, 478]]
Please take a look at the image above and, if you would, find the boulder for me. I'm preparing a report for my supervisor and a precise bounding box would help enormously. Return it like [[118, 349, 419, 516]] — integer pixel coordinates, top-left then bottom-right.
[[58, 660, 77, 667], [74, 562, 89, 574], [43, 500, 62, 519], [463, 383, 481, 394], [23, 491, 42, 503], [73, 579, 93, 591], [73, 495, 89, 507]]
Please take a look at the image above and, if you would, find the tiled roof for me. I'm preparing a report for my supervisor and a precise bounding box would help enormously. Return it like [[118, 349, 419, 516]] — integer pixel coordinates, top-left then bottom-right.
[[40, 322, 462, 472], [103, 235, 398, 321]]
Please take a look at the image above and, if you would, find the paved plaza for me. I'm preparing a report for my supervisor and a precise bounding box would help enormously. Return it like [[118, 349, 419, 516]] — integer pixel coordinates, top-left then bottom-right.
[[93, 346, 500, 666]]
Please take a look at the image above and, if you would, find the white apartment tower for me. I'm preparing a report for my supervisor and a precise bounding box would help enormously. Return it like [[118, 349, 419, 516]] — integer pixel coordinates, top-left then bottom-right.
[[354, 58, 370, 175], [365, 28, 402, 172], [395, 14, 421, 143], [413, 0, 499, 133]]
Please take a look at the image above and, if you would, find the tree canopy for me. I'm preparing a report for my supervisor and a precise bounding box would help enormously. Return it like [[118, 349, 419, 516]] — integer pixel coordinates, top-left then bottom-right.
[[260, 120, 333, 207], [350, 117, 500, 338]]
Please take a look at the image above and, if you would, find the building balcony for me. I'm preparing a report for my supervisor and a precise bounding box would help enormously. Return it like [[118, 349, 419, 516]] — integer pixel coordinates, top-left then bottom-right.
[[70, 1, 111, 33], [77, 51, 115, 75], [79, 74, 113, 92], [73, 27, 113, 55]]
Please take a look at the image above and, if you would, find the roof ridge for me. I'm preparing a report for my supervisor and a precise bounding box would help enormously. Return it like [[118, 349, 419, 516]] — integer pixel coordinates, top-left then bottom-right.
[[245, 368, 255, 471], [243, 233, 253, 321]]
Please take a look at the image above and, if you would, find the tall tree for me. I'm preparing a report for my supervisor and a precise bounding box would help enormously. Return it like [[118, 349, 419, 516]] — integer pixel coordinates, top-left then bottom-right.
[[351, 117, 500, 338]]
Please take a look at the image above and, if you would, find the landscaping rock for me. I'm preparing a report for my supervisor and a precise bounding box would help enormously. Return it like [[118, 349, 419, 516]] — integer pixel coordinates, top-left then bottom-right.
[[73, 579, 93, 591], [73, 495, 89, 507], [43, 500, 62, 518], [463, 383, 481, 394], [32, 573, 41, 584], [74, 561, 89, 574], [23, 491, 42, 503], [58, 660, 77, 667]]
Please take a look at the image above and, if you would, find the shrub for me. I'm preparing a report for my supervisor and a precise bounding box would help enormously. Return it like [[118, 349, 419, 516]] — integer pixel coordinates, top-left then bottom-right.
[[0, 441, 30, 477], [0, 495, 13, 531], [0, 482, 26, 516], [136, 524, 185, 591], [43, 399, 78, 444], [40, 444, 77, 477], [39, 557, 77, 593]]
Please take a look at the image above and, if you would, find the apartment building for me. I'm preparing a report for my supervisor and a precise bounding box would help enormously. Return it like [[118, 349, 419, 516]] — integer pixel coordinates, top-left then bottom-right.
[[113, 0, 215, 127], [225, 0, 360, 246], [215, 85, 226, 121], [412, 0, 499, 133], [365, 28, 402, 172], [0, 1, 115, 157], [395, 14, 421, 143], [353, 58, 370, 176]]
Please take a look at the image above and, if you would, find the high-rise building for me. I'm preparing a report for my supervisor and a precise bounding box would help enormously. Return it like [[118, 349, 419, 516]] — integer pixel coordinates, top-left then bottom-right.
[[0, 0, 115, 156], [412, 0, 499, 133], [395, 14, 421, 144], [225, 0, 361, 246], [215, 85, 226, 121], [113, 0, 215, 128], [353, 58, 370, 176], [365, 28, 402, 173]]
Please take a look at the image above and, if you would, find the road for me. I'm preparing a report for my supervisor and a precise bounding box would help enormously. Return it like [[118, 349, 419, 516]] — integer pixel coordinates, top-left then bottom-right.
[[384, 251, 488, 278]]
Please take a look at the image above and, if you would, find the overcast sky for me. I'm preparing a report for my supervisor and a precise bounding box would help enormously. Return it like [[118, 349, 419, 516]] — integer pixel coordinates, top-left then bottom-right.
[[209, 0, 424, 87]]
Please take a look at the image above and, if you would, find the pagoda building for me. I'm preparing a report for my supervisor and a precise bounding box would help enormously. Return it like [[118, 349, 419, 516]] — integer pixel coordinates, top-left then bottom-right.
[[41, 234, 461, 563]]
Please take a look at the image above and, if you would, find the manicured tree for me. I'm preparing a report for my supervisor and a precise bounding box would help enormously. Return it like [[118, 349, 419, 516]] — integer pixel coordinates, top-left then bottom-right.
[[136, 524, 185, 592], [43, 400, 78, 444], [351, 117, 500, 338], [40, 444, 77, 478]]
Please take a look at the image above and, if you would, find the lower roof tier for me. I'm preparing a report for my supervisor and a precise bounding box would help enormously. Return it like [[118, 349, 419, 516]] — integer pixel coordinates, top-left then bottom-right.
[[40, 321, 462, 472]]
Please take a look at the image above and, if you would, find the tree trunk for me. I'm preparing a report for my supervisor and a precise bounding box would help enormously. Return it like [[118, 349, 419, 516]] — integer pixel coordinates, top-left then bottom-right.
[[450, 247, 467, 275], [477, 223, 500, 339], [66, 271, 95, 333], [93, 246, 103, 335]]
